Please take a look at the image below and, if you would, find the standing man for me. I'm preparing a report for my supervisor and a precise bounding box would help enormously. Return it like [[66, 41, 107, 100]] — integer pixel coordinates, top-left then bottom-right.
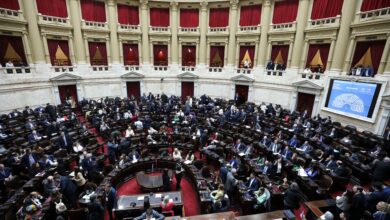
[[104, 183, 117, 220], [175, 163, 184, 190]]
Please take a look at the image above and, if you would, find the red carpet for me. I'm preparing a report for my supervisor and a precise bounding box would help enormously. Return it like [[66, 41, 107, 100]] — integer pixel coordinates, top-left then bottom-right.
[[112, 172, 200, 219]]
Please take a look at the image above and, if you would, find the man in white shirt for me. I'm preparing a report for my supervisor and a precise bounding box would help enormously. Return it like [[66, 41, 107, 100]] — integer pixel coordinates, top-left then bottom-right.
[[5, 60, 14, 68]]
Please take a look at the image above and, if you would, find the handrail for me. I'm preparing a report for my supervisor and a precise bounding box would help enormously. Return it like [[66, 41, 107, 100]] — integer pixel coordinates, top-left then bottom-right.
[[0, 67, 32, 74], [358, 7, 390, 20]]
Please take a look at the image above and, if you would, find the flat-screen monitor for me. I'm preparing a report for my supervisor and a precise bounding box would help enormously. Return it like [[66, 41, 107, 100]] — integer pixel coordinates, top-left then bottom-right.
[[324, 79, 381, 119]]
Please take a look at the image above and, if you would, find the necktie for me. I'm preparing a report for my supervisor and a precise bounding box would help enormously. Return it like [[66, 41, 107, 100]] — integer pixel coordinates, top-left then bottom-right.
[[64, 137, 67, 146]]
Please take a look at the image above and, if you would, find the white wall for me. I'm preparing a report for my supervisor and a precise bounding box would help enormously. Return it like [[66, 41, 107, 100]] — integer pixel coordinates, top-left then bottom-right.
[[0, 67, 389, 135]]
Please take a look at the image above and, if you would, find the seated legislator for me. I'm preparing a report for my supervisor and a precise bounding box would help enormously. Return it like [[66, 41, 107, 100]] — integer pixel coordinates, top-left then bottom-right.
[[210, 184, 225, 203], [246, 172, 260, 192], [28, 130, 42, 143], [134, 197, 164, 220], [172, 148, 182, 161], [254, 187, 270, 210], [160, 195, 175, 214], [184, 151, 195, 164]]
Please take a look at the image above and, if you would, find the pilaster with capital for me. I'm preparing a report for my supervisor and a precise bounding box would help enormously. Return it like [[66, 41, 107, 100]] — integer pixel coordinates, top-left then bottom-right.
[[330, 0, 357, 72], [22, 0, 45, 63], [171, 2, 179, 65], [140, 0, 150, 64], [326, 38, 336, 71], [42, 34, 51, 64], [199, 1, 208, 66], [69, 0, 86, 63], [299, 40, 309, 69], [342, 36, 356, 72], [287, 40, 294, 67], [266, 41, 272, 63], [378, 34, 390, 74], [107, 0, 120, 64], [21, 32, 33, 65], [290, 0, 310, 69], [227, 0, 239, 66], [68, 36, 76, 66], [257, 0, 272, 67]]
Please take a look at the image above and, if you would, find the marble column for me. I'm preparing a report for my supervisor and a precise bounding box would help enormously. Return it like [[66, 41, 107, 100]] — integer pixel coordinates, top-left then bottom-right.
[[171, 2, 179, 65], [69, 0, 86, 63], [198, 1, 208, 66], [140, 0, 150, 64], [290, 0, 310, 69], [227, 0, 239, 67], [257, 0, 271, 67], [22, 0, 45, 63], [107, 0, 120, 64], [330, 0, 357, 72], [378, 34, 390, 74]]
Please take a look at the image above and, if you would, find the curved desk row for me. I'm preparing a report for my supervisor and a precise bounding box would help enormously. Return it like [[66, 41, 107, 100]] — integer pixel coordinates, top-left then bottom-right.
[[96, 157, 212, 220]]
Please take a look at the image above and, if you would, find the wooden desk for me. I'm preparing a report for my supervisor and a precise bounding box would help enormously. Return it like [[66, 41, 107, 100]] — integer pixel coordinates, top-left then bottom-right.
[[305, 199, 336, 218], [165, 211, 235, 220], [114, 191, 183, 219], [236, 210, 285, 219]]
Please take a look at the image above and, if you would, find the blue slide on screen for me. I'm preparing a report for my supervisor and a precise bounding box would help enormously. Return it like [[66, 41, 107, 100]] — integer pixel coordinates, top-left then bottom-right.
[[327, 80, 378, 117]]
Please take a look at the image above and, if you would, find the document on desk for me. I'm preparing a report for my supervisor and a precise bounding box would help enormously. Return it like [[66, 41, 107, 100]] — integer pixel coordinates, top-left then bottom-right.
[[137, 196, 144, 200], [155, 194, 162, 198], [298, 167, 308, 177]]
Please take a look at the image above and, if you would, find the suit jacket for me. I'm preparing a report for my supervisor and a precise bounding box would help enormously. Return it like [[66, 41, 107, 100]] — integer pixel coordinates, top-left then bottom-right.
[[229, 159, 239, 169], [128, 152, 140, 161], [281, 149, 293, 160], [105, 187, 117, 208], [372, 160, 390, 182], [246, 178, 260, 191], [260, 139, 271, 148], [219, 166, 228, 184], [0, 167, 12, 180], [21, 153, 37, 169], [224, 172, 237, 192], [28, 133, 41, 143], [58, 135, 72, 149], [324, 160, 337, 171]]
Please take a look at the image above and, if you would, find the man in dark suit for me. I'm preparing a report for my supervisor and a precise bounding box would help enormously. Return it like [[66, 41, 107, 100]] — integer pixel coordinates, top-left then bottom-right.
[[372, 157, 390, 182], [8, 109, 21, 118], [28, 130, 42, 143], [281, 146, 293, 160], [58, 174, 77, 208], [104, 183, 117, 220], [25, 119, 36, 131], [0, 164, 12, 182], [246, 172, 260, 192], [45, 103, 56, 120], [260, 136, 271, 148], [219, 163, 228, 184], [23, 106, 34, 116], [128, 149, 140, 163], [323, 155, 338, 171], [348, 185, 366, 219], [21, 149, 36, 170], [58, 131, 72, 151]]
